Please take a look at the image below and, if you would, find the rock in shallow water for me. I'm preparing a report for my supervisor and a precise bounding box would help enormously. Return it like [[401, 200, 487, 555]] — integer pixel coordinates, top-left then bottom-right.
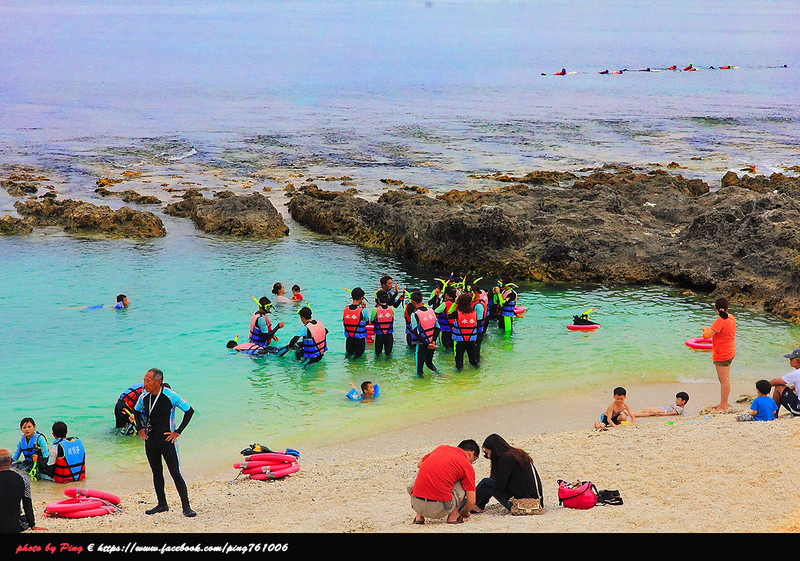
[[10, 198, 166, 238], [164, 192, 289, 239]]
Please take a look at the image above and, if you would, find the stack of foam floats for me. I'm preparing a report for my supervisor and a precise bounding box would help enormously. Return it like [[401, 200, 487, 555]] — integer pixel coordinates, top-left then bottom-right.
[[234, 451, 300, 481], [44, 487, 121, 519]]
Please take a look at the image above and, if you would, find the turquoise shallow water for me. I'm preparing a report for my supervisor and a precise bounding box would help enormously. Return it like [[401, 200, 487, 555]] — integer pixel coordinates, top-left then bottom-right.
[[3, 216, 800, 480]]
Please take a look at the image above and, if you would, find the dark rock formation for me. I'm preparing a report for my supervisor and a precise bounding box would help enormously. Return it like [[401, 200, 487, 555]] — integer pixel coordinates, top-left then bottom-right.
[[287, 167, 800, 322], [11, 199, 166, 238], [0, 215, 33, 236], [164, 192, 289, 239], [95, 187, 161, 204]]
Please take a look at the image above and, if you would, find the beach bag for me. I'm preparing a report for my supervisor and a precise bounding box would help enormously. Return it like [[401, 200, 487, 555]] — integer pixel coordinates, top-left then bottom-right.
[[508, 497, 543, 515], [557, 480, 598, 510]]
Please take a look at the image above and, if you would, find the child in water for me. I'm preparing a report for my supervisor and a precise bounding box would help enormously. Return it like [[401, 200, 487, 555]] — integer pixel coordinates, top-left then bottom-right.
[[593, 387, 636, 429], [346, 381, 380, 402], [291, 285, 303, 302]]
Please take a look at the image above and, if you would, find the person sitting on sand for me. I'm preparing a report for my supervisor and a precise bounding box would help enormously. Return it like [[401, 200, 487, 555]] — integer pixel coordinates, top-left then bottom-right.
[[593, 387, 636, 429], [737, 380, 777, 422], [768, 348, 800, 417], [471, 434, 543, 514], [631, 392, 689, 417], [409, 440, 479, 525]]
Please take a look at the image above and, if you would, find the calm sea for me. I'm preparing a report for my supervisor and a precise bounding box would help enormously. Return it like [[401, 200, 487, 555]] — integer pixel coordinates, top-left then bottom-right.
[[1, 0, 799, 485]]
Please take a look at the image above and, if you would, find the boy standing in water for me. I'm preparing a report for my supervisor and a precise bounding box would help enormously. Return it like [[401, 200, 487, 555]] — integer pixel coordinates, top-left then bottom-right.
[[343, 287, 370, 359], [409, 291, 440, 378], [371, 290, 395, 358], [593, 387, 636, 429]]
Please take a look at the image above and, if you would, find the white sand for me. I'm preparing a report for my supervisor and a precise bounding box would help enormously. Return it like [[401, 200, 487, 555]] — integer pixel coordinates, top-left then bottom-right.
[[27, 381, 800, 534]]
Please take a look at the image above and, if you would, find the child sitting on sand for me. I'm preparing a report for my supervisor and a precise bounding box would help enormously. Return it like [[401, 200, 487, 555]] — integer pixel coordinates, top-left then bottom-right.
[[631, 392, 689, 417], [593, 387, 636, 429], [737, 380, 778, 422]]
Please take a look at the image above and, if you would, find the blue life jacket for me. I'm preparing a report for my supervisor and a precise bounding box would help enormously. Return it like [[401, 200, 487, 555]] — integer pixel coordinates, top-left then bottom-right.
[[52, 437, 85, 483], [18, 432, 47, 463], [500, 289, 517, 317], [437, 300, 455, 332], [302, 321, 327, 358], [249, 311, 272, 346]]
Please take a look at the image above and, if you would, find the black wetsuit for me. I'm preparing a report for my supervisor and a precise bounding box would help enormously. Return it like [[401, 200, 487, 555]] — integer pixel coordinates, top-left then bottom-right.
[[0, 469, 35, 533], [135, 389, 194, 511]]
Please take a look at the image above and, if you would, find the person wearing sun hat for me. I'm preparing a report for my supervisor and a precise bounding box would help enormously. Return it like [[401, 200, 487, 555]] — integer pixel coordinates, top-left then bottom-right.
[[768, 348, 800, 416]]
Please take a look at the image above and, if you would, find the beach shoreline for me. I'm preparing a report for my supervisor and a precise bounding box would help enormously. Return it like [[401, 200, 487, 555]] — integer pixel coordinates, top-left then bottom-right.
[[19, 379, 800, 535]]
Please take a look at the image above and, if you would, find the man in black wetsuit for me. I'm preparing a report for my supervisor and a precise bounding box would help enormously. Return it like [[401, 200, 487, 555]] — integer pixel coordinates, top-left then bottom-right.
[[134, 368, 196, 518], [0, 448, 44, 533]]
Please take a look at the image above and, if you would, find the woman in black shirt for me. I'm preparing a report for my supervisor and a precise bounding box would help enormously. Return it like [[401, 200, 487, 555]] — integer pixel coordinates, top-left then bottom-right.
[[473, 434, 543, 512]]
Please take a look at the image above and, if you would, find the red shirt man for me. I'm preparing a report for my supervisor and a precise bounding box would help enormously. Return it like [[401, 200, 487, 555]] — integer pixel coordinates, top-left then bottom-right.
[[409, 440, 479, 525]]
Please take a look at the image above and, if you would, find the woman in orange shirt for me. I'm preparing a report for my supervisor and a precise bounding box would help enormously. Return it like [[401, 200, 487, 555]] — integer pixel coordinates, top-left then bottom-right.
[[702, 298, 736, 412]]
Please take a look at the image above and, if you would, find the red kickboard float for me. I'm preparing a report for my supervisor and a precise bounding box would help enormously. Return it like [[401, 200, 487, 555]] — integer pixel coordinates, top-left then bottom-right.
[[234, 459, 291, 470], [64, 487, 121, 505], [45, 497, 104, 514], [244, 453, 299, 464], [249, 464, 301, 480], [242, 462, 295, 475], [567, 324, 600, 331], [59, 505, 117, 519]]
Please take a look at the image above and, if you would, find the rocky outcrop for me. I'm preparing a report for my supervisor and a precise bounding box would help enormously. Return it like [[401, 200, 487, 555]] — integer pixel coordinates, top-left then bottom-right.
[[0, 215, 34, 235], [2, 173, 55, 198], [287, 167, 800, 321], [10, 199, 166, 238], [164, 192, 289, 239], [95, 187, 161, 205]]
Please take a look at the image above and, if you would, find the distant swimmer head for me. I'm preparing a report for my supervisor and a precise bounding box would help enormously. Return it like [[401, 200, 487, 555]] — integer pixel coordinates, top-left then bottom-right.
[[116, 294, 129, 308], [376, 290, 390, 305], [410, 290, 424, 304], [226, 340, 238, 349], [350, 287, 365, 302], [298, 306, 313, 320], [444, 285, 457, 299], [272, 282, 284, 296]]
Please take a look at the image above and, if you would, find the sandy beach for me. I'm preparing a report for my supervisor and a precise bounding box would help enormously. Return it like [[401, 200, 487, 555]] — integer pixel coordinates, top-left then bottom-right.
[[20, 380, 800, 535]]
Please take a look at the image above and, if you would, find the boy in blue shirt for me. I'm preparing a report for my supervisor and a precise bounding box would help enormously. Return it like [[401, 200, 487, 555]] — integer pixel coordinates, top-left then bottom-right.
[[737, 380, 778, 421]]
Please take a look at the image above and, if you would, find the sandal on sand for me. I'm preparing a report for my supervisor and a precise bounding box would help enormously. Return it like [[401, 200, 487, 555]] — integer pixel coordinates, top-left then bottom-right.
[[412, 517, 425, 525], [447, 515, 465, 524]]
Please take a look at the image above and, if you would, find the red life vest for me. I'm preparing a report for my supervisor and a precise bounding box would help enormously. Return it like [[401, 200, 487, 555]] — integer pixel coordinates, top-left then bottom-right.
[[411, 307, 437, 345], [452, 310, 478, 342], [342, 305, 368, 338], [118, 384, 144, 411], [373, 305, 394, 335]]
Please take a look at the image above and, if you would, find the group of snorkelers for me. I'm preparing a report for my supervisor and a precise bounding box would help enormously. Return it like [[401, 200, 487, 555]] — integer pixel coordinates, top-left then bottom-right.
[[227, 273, 521, 377]]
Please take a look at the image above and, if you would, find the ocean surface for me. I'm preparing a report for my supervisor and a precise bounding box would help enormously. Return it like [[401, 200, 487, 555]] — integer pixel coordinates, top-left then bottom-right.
[[2, 0, 800, 484]]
